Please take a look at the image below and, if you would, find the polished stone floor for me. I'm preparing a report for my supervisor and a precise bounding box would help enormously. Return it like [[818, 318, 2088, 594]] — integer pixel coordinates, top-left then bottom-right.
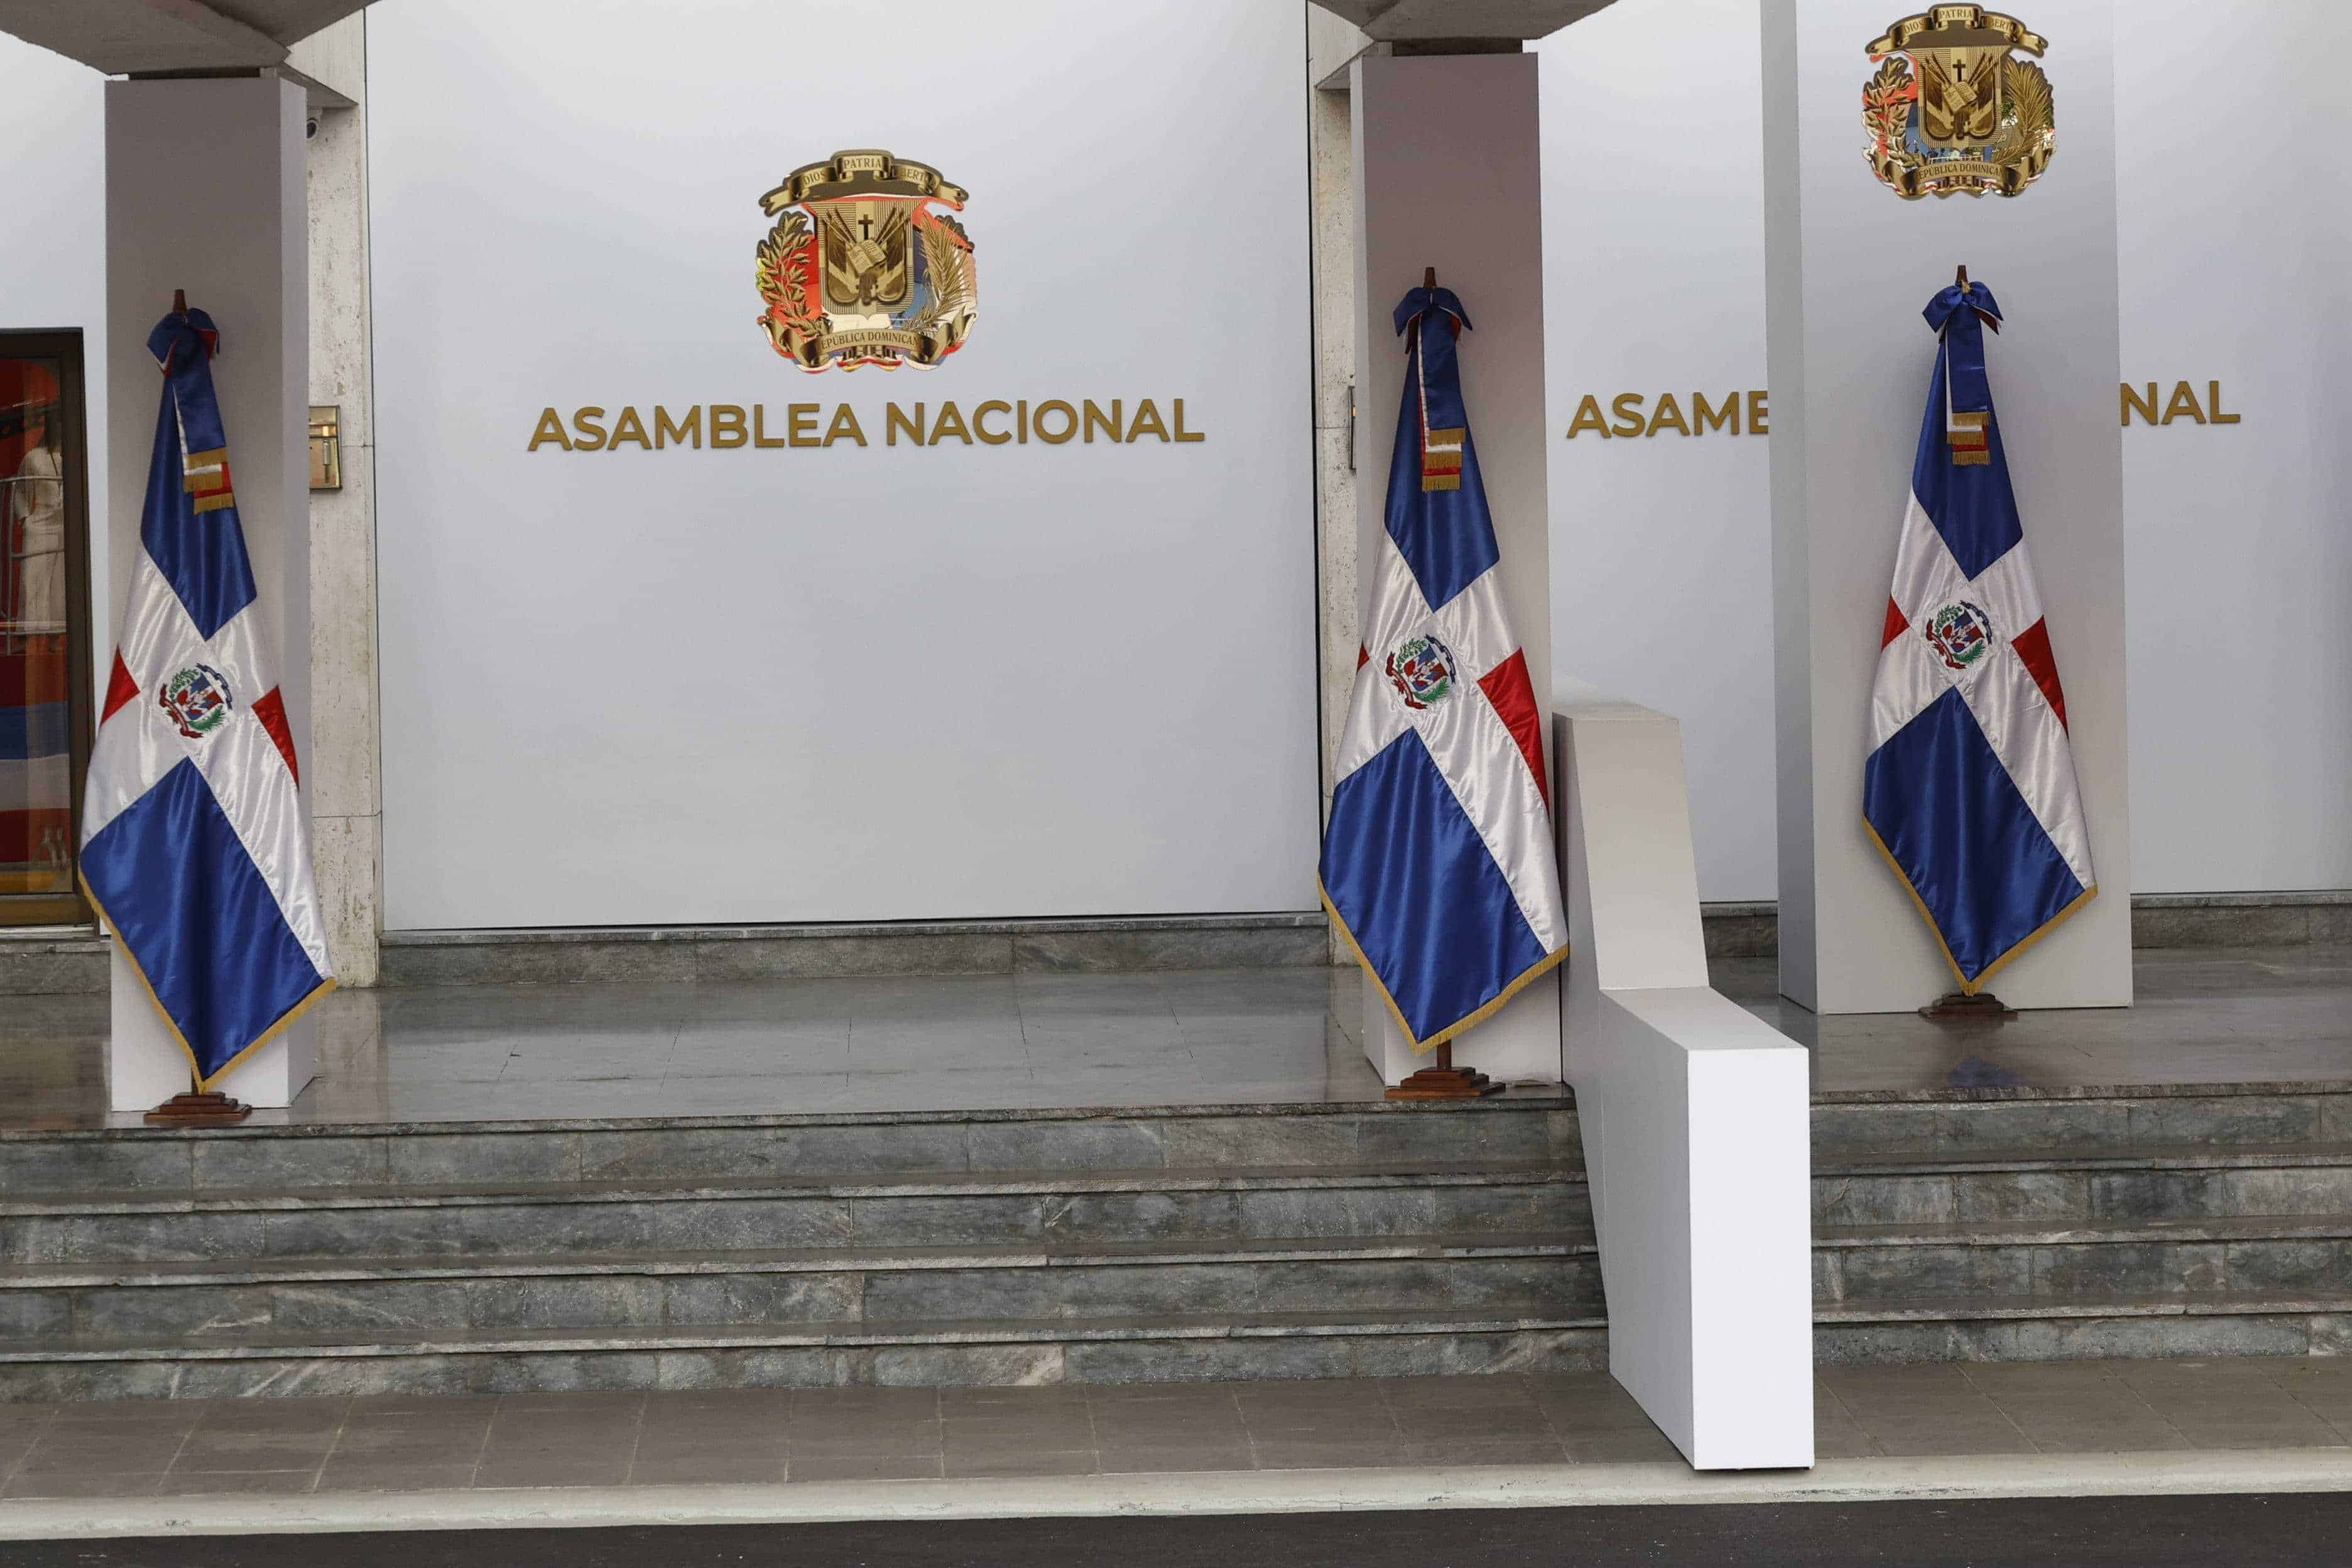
[[1719, 945, 2352, 1096], [1, 1358, 2348, 1500], [2, 947, 2346, 1129]]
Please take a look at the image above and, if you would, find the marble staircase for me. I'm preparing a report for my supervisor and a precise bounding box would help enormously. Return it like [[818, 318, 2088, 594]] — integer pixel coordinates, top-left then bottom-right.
[[3, 1082, 2349, 1399], [1813, 1084, 2352, 1362], [0, 1099, 1603, 1400]]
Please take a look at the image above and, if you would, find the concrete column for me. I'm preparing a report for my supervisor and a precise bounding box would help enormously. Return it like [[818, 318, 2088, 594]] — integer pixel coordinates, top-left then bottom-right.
[[1763, 0, 2132, 1013], [103, 77, 317, 1108], [1307, 68, 1356, 967], [1351, 53, 1561, 1084], [294, 17, 384, 988]]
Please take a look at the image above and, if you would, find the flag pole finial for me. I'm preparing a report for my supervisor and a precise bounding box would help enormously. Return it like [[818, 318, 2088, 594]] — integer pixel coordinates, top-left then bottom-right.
[[1954, 263, 1969, 291], [172, 288, 187, 317], [1423, 266, 1436, 290]]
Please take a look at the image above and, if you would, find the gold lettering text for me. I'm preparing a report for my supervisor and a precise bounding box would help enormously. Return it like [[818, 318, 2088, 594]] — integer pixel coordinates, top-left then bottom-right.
[[2121, 382, 2159, 427], [824, 405, 868, 447], [930, 401, 973, 445], [1609, 394, 1647, 438], [1565, 395, 1610, 439], [2208, 381, 2241, 424], [607, 406, 651, 450], [655, 405, 700, 449], [1127, 400, 1170, 443], [1645, 393, 1690, 438], [709, 405, 748, 449], [753, 405, 788, 448], [887, 403, 923, 446], [1034, 400, 1078, 444], [1084, 400, 1123, 444], [570, 406, 609, 451], [1692, 391, 1740, 436], [973, 400, 1013, 445], [1746, 389, 1768, 436], [528, 408, 572, 452], [1173, 399, 1205, 443], [2162, 381, 2206, 425]]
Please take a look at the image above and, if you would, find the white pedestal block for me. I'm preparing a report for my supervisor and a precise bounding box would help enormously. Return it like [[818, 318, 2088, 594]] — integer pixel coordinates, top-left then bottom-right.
[[1557, 693, 1812, 1471], [106, 966, 317, 1113], [1763, 0, 2132, 1013], [1351, 53, 1562, 1086], [101, 78, 316, 1111]]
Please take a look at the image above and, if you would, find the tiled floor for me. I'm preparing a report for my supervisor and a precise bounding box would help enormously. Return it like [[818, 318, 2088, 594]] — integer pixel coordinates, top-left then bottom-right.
[[3, 1359, 2349, 1500], [3, 947, 2347, 1130]]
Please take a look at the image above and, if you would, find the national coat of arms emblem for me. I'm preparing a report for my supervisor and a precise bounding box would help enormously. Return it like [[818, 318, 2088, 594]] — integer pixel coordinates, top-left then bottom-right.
[[160, 663, 234, 740], [1863, 7, 2054, 199], [1386, 634, 1458, 712], [1925, 601, 1996, 672], [754, 149, 978, 372]]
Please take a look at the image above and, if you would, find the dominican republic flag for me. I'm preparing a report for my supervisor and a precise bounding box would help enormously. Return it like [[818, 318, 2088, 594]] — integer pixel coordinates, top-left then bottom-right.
[[1865, 279, 2094, 995], [1320, 285, 1566, 1050], [79, 308, 334, 1088]]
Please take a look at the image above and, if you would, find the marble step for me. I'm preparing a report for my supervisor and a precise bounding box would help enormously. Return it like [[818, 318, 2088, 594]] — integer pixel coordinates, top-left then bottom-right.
[[1815, 1214, 2352, 1304], [1811, 1087, 2352, 1160], [0, 1101, 1582, 1195], [1813, 1288, 2352, 1366], [0, 1305, 1612, 1401], [1812, 1143, 2352, 1228], [0, 1164, 1591, 1265], [0, 1232, 1599, 1339]]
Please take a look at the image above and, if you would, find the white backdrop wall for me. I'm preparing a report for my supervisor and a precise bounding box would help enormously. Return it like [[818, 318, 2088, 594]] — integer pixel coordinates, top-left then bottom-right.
[[0, 34, 109, 714], [1538, 0, 1772, 904], [1538, 0, 2352, 900], [2113, 3, 2352, 893], [368, 0, 1316, 928]]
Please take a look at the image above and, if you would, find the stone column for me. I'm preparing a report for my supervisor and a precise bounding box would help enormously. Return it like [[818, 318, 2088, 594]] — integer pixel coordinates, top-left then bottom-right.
[[1351, 53, 1561, 1084], [294, 17, 384, 988], [1763, 0, 2132, 1013], [103, 77, 317, 1108]]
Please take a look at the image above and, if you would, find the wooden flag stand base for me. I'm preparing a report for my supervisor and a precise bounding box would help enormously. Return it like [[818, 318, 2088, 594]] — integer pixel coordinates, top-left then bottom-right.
[[1918, 992, 2017, 1023], [145, 1081, 253, 1126], [1385, 1042, 1504, 1100]]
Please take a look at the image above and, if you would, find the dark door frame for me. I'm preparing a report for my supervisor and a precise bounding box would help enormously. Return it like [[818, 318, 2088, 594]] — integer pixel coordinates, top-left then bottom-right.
[[1, 328, 95, 928]]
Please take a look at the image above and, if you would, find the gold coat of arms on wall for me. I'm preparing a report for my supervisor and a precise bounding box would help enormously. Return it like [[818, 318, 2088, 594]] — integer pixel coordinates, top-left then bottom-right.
[[1863, 7, 2054, 199], [755, 150, 978, 371]]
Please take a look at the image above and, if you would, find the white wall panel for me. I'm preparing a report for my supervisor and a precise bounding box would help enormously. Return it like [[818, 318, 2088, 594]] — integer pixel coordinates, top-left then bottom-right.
[[2115, 1, 2352, 893], [1538, 0, 1773, 903], [368, 0, 1316, 928]]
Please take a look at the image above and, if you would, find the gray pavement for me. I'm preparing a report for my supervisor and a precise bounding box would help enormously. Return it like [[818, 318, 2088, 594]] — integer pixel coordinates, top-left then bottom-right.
[[4, 1359, 2351, 1502]]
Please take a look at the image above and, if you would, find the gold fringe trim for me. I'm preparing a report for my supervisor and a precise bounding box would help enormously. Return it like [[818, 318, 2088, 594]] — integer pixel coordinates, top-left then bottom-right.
[[1860, 819, 2097, 998], [79, 872, 339, 1094], [1319, 881, 1569, 1055]]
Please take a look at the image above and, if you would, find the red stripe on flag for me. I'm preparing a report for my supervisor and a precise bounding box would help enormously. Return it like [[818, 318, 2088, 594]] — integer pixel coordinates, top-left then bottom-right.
[[2010, 618, 2067, 731], [1477, 649, 1549, 807], [101, 650, 140, 724], [250, 685, 300, 783], [1881, 598, 1910, 649], [1356, 643, 1369, 670]]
